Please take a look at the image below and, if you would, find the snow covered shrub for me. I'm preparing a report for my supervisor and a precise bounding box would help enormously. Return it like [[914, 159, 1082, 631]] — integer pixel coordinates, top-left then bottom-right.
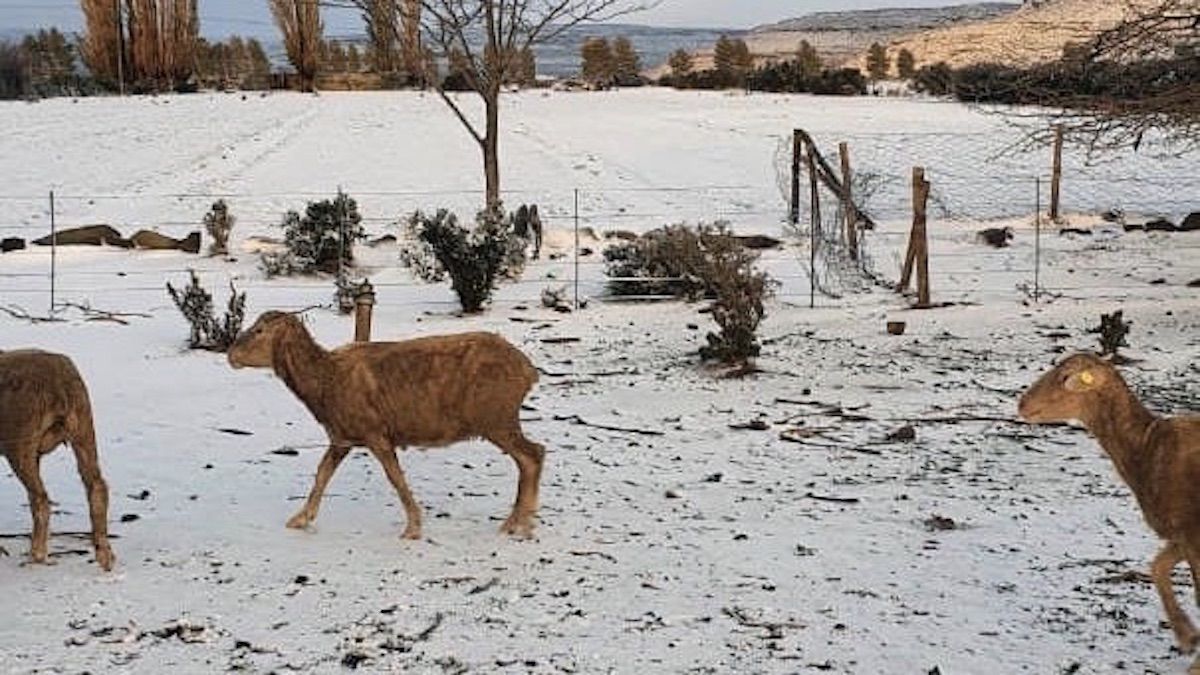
[[166, 270, 247, 352], [203, 199, 235, 256], [697, 230, 772, 367], [1093, 310, 1132, 360], [278, 191, 365, 274], [259, 250, 302, 278], [603, 225, 715, 299], [400, 208, 527, 314]]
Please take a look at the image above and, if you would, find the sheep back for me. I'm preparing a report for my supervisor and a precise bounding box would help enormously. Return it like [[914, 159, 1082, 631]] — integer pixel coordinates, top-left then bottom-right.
[[320, 332, 537, 447], [0, 349, 94, 457]]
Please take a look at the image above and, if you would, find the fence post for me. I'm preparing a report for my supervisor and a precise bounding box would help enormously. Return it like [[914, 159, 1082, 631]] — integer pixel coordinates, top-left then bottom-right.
[[898, 167, 930, 306], [805, 141, 821, 309], [573, 188, 580, 310], [838, 141, 858, 261], [1050, 124, 1064, 222], [49, 190, 56, 314], [790, 130, 802, 226], [915, 168, 931, 308], [354, 280, 375, 342], [1035, 176, 1042, 303]]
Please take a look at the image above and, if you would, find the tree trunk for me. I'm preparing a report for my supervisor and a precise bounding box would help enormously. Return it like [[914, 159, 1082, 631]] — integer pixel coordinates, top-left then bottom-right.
[[483, 89, 501, 211]]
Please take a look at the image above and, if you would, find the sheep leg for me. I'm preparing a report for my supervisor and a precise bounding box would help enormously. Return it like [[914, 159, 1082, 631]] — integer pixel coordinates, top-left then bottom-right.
[[491, 430, 544, 539], [367, 444, 422, 540], [70, 430, 113, 571], [1153, 543, 1199, 653], [288, 444, 350, 529], [7, 452, 51, 565]]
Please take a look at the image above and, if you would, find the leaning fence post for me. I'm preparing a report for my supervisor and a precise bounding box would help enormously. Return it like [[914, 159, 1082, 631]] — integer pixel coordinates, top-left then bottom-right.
[[805, 141, 821, 309], [49, 189, 56, 314], [898, 167, 930, 306], [354, 280, 375, 342], [1050, 124, 1064, 222], [838, 141, 858, 261]]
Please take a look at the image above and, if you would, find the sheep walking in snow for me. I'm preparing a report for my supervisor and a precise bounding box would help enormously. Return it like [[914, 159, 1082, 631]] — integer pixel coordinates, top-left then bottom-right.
[[0, 350, 113, 570], [1020, 353, 1200, 653], [227, 312, 545, 539]]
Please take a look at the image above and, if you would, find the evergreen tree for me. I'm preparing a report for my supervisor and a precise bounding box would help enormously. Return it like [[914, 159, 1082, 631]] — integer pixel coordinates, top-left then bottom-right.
[[612, 36, 641, 82], [896, 48, 916, 79], [713, 35, 735, 75], [668, 48, 693, 77], [796, 40, 822, 80], [866, 42, 890, 80], [580, 37, 614, 86]]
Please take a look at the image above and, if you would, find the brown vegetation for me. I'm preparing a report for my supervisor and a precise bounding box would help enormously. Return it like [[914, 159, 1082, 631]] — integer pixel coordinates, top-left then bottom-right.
[[227, 312, 544, 539], [0, 350, 113, 570], [270, 0, 323, 92], [1020, 352, 1200, 653]]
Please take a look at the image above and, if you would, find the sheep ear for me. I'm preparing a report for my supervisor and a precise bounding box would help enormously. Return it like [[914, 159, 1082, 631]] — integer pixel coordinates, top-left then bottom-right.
[[1065, 370, 1097, 391]]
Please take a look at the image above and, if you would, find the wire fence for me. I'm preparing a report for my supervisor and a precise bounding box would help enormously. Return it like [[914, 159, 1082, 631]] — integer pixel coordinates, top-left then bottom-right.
[[1, 130, 1198, 317]]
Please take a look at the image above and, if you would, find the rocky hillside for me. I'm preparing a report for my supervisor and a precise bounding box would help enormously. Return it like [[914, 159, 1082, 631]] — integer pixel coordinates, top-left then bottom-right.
[[868, 0, 1165, 74]]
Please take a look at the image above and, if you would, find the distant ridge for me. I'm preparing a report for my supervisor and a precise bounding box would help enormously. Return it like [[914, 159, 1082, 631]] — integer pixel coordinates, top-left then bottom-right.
[[753, 3, 1019, 34]]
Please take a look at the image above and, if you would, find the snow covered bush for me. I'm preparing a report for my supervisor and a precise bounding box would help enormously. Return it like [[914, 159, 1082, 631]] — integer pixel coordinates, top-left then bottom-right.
[[203, 199, 235, 256], [400, 208, 527, 314], [166, 270, 247, 352], [604, 223, 772, 366], [274, 191, 365, 274]]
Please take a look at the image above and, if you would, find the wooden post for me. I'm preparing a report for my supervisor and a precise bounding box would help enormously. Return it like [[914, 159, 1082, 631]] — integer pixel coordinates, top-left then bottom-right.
[[1050, 124, 1063, 222], [49, 190, 56, 314], [898, 167, 930, 304], [573, 188, 580, 310], [806, 141, 821, 309], [1034, 176, 1042, 302], [354, 280, 375, 342], [790, 130, 802, 225], [915, 169, 931, 308], [838, 141, 858, 261]]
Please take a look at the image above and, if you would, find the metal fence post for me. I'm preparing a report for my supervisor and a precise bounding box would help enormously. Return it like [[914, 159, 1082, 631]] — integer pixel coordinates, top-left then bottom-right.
[[49, 189, 56, 314], [1035, 176, 1042, 303], [573, 188, 580, 310]]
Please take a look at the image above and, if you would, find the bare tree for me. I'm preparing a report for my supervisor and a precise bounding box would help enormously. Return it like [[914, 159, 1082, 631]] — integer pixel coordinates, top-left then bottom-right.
[[1015, 0, 1199, 154], [80, 0, 122, 85], [271, 0, 324, 92], [125, 0, 199, 90], [417, 0, 649, 209]]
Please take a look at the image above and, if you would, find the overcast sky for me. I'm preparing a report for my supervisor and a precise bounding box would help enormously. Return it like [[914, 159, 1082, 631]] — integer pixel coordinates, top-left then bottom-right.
[[0, 1, 1018, 36]]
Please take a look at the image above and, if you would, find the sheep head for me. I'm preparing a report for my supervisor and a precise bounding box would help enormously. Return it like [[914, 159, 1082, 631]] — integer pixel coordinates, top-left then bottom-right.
[[1019, 352, 1117, 424], [228, 311, 300, 369]]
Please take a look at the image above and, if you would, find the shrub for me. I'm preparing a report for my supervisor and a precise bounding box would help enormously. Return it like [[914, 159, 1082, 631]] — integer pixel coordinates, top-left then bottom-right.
[[401, 208, 527, 313], [603, 223, 773, 366], [204, 199, 235, 256], [277, 191, 365, 274], [1093, 310, 1132, 359], [166, 270, 247, 352]]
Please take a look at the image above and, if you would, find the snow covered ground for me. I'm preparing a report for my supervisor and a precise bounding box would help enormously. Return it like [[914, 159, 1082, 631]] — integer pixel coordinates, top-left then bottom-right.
[[0, 89, 1198, 674]]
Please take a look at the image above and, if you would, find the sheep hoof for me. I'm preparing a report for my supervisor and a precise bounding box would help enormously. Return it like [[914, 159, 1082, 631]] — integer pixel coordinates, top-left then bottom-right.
[[401, 526, 422, 541], [286, 513, 312, 530], [1176, 626, 1200, 654], [500, 517, 535, 540], [95, 546, 114, 572]]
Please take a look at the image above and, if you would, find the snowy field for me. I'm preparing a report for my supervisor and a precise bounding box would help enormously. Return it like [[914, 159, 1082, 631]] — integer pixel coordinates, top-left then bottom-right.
[[0, 89, 1199, 674]]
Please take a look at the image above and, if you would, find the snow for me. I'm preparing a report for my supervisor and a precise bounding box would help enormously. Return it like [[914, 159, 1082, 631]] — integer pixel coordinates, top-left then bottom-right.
[[0, 89, 1198, 673]]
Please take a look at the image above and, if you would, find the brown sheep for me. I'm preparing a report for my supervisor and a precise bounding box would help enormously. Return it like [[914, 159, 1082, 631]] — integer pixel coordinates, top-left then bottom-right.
[[1019, 352, 1200, 653], [0, 350, 113, 570], [227, 311, 545, 539]]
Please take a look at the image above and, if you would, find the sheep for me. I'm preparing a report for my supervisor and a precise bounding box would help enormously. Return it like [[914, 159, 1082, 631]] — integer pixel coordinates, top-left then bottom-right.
[[0, 349, 113, 570], [227, 311, 545, 539], [1019, 352, 1200, 653]]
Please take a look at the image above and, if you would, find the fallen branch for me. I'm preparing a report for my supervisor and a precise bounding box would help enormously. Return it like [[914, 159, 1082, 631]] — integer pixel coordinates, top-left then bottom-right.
[[59, 301, 150, 324], [552, 414, 665, 437], [804, 492, 860, 504], [569, 549, 617, 563], [414, 613, 444, 642], [722, 606, 805, 639], [0, 305, 65, 324], [467, 577, 500, 595]]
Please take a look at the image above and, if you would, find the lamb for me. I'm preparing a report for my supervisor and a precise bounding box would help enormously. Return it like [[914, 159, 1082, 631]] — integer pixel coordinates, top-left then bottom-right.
[[1019, 352, 1200, 653], [0, 350, 113, 570], [227, 311, 545, 539]]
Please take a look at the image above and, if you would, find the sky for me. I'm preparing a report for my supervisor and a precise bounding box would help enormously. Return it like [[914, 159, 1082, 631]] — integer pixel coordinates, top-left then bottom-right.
[[0, 1, 1018, 37]]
